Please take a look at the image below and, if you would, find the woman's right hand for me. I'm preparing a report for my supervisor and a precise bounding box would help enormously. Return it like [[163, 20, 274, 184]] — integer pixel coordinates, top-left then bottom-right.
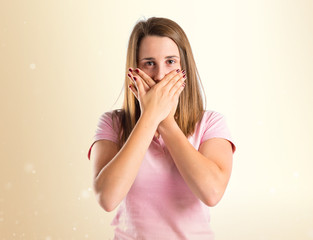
[[128, 68, 186, 124], [92, 69, 185, 212]]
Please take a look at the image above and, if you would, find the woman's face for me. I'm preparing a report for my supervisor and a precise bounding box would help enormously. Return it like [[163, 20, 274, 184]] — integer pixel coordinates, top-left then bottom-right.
[[137, 36, 181, 82]]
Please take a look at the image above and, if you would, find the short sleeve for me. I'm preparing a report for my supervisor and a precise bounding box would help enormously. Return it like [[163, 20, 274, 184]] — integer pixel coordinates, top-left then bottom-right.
[[200, 111, 236, 153], [87, 111, 120, 160]]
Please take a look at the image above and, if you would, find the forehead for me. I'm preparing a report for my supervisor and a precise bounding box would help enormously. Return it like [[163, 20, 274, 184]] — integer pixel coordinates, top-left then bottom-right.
[[138, 36, 180, 58]]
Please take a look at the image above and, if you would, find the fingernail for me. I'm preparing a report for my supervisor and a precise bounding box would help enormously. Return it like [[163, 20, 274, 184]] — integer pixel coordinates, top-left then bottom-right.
[[183, 74, 187, 79], [176, 69, 180, 73], [135, 68, 139, 74], [127, 73, 132, 78], [133, 76, 137, 81], [129, 68, 133, 72], [129, 84, 132, 89], [182, 70, 186, 74]]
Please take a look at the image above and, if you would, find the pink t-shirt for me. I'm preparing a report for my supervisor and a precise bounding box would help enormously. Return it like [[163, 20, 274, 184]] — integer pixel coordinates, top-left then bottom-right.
[[88, 110, 236, 240]]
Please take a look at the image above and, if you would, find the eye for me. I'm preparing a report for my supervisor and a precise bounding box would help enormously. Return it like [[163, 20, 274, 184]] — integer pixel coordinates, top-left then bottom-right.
[[167, 59, 176, 64], [145, 61, 155, 66]]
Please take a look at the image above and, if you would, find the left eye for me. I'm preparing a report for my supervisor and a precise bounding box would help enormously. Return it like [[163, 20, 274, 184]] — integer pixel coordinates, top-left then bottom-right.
[[167, 59, 175, 64]]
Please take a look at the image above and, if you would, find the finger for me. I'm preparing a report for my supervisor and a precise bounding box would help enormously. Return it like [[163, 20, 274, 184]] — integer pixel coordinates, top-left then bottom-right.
[[172, 81, 186, 100], [129, 68, 150, 91], [134, 74, 150, 91], [128, 84, 138, 99], [133, 76, 145, 98], [157, 69, 182, 88], [169, 75, 186, 97], [163, 70, 186, 93], [134, 68, 156, 88], [127, 73, 136, 84]]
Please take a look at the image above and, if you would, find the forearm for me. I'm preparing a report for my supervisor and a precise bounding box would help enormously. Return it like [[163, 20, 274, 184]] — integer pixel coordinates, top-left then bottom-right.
[[158, 120, 227, 206], [95, 113, 158, 211]]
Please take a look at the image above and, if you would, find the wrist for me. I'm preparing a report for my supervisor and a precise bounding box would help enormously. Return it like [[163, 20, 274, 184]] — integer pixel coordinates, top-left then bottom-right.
[[139, 112, 161, 129], [158, 117, 178, 134]]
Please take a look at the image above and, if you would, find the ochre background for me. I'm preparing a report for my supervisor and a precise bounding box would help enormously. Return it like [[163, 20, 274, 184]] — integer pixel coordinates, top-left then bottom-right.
[[1, 0, 313, 239]]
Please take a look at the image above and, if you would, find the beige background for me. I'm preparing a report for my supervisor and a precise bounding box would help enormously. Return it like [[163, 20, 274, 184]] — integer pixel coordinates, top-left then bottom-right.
[[1, 0, 313, 239]]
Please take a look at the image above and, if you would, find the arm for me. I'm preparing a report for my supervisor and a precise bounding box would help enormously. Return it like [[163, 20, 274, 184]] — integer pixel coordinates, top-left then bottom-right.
[[91, 114, 159, 212], [131, 68, 233, 206], [158, 119, 233, 207], [91, 69, 185, 212]]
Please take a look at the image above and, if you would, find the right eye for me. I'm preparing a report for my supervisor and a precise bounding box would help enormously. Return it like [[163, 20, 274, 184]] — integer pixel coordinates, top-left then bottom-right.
[[145, 61, 155, 66]]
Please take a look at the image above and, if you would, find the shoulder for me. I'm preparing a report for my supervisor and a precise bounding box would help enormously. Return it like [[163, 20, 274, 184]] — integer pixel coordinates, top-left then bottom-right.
[[98, 109, 124, 125], [94, 109, 125, 139], [88, 109, 123, 160], [99, 109, 123, 119], [200, 110, 226, 125], [191, 109, 227, 137], [197, 110, 236, 153]]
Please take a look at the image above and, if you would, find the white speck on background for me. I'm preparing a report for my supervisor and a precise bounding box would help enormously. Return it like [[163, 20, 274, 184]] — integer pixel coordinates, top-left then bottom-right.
[[73, 226, 77, 231], [81, 189, 90, 199], [34, 211, 38, 216], [5, 182, 12, 190], [85, 234, 89, 238], [45, 236, 52, 240], [15, 220, 19, 224], [269, 187, 276, 194], [0, 217, 4, 222], [24, 21, 27, 24], [293, 171, 299, 178], [30, 63, 36, 70], [24, 163, 35, 173]]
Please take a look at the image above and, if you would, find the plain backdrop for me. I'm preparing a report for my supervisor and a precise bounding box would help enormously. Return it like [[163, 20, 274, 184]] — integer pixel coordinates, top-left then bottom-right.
[[1, 0, 313, 239]]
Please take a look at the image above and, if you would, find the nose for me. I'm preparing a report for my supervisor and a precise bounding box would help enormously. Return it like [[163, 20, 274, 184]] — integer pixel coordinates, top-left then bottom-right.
[[153, 65, 166, 82]]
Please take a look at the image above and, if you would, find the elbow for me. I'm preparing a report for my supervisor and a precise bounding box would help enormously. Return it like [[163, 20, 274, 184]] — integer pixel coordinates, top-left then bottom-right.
[[202, 189, 224, 207], [203, 197, 220, 207], [95, 192, 118, 212], [101, 203, 117, 213], [93, 182, 118, 212]]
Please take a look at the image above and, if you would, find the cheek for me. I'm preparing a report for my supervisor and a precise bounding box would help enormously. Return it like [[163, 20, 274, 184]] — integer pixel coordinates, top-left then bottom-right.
[[138, 67, 154, 78], [167, 63, 181, 72]]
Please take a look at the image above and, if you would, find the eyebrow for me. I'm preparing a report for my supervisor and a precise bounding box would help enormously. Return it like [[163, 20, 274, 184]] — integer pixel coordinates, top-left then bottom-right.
[[139, 55, 180, 61]]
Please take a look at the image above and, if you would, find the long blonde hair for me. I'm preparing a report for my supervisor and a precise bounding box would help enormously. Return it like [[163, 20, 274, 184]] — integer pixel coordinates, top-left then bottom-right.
[[113, 17, 205, 148]]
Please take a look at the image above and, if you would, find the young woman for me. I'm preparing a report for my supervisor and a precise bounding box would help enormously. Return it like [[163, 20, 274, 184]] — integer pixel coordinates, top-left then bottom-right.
[[88, 17, 236, 239]]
